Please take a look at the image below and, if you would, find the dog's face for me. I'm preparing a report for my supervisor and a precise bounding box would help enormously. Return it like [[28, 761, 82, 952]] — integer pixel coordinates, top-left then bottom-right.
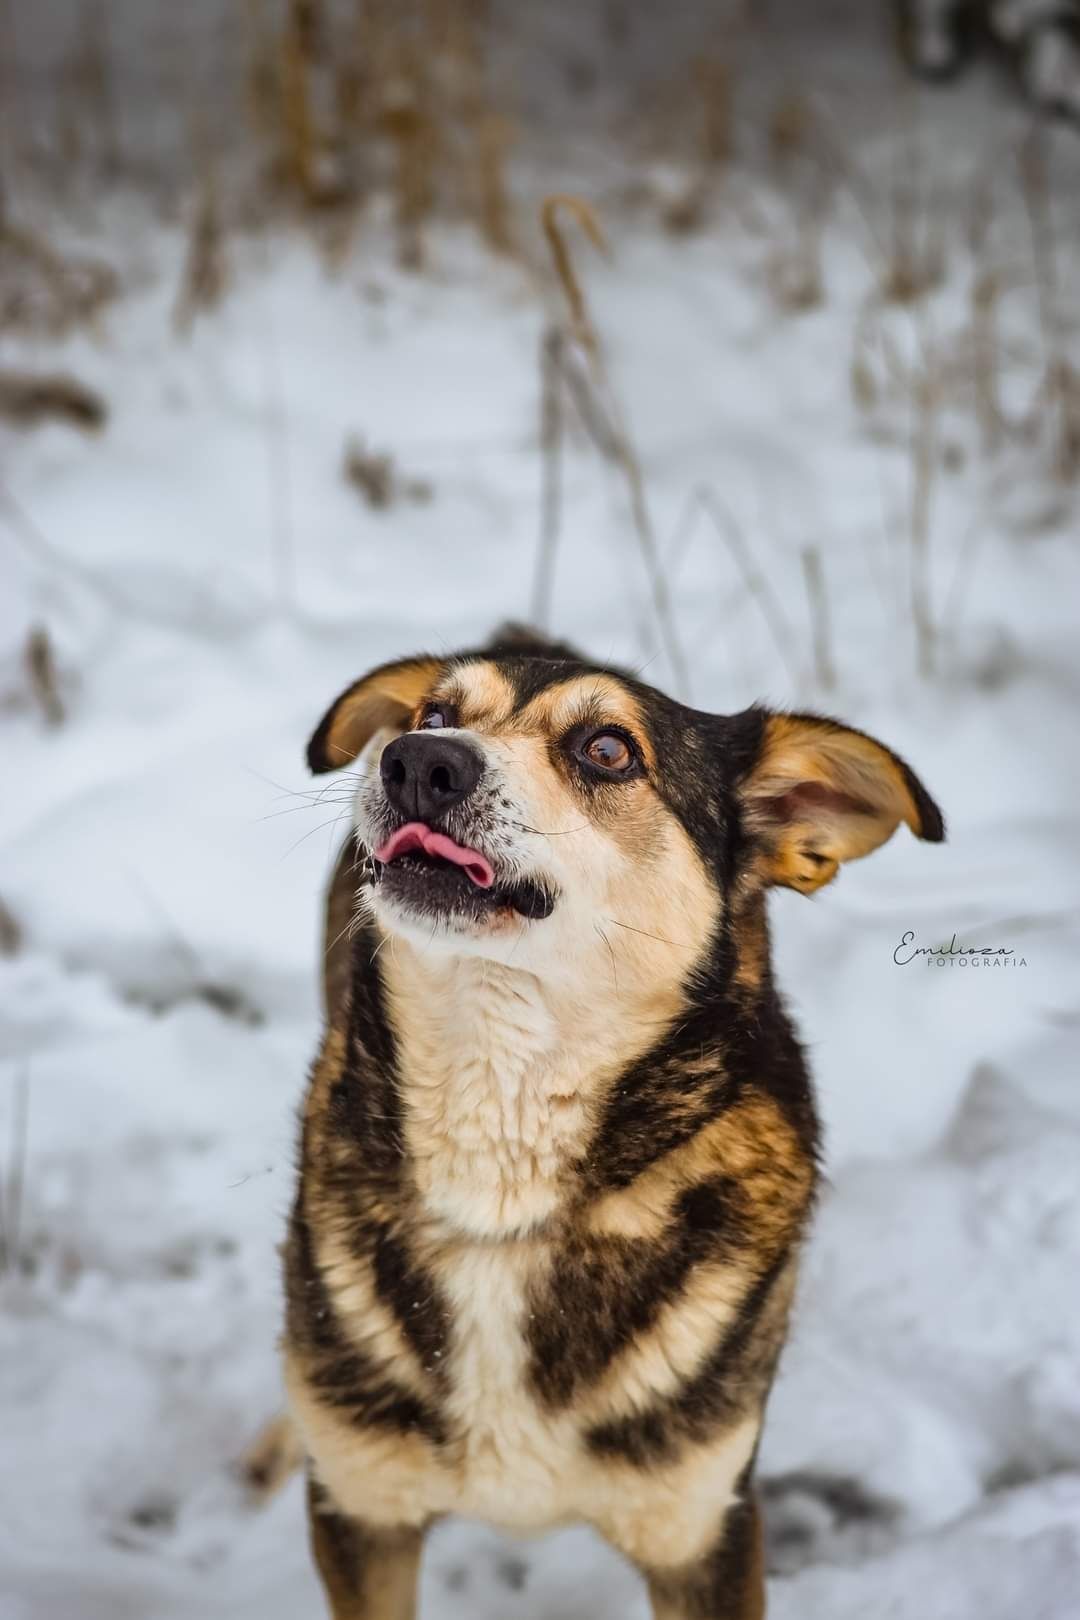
[[308, 629, 943, 990]]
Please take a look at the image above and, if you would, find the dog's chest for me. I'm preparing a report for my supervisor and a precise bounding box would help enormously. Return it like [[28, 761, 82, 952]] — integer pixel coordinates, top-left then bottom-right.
[[398, 965, 592, 1238], [433, 1240, 577, 1524]]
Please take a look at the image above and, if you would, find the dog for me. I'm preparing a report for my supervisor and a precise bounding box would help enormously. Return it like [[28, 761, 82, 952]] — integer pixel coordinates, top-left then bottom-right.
[[281, 624, 944, 1619]]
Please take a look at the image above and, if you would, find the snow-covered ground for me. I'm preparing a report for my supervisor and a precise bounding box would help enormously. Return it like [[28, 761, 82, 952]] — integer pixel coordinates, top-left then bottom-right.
[[2, 5, 1080, 1616]]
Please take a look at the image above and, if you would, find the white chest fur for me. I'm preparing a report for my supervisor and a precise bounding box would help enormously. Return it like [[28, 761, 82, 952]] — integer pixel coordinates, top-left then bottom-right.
[[390, 957, 591, 1239]]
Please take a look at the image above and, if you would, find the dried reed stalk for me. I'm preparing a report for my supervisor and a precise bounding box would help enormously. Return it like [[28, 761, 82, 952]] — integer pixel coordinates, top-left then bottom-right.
[[0, 896, 20, 958], [1020, 128, 1080, 482], [530, 327, 564, 630], [971, 269, 1002, 456], [683, 487, 801, 687], [0, 1067, 31, 1275], [174, 169, 228, 334], [801, 545, 835, 689], [25, 625, 64, 726], [538, 195, 691, 698], [909, 364, 939, 676]]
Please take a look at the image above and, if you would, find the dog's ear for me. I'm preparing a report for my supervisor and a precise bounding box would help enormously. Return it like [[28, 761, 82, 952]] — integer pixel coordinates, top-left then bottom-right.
[[307, 655, 443, 774], [740, 710, 944, 894]]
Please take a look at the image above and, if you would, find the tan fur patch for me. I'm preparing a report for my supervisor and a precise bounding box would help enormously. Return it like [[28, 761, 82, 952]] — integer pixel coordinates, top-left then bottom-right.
[[435, 662, 516, 730], [285, 1353, 439, 1530], [593, 1414, 760, 1568]]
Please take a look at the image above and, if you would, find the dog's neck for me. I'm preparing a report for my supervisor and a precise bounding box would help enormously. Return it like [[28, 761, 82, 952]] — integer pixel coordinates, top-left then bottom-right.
[[379, 938, 687, 1241]]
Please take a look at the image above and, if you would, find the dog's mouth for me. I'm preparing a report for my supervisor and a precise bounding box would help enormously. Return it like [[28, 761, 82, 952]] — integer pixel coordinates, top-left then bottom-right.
[[372, 822, 555, 923]]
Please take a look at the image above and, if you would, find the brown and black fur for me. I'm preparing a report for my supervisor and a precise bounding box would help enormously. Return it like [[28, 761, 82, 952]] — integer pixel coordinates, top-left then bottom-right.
[[281, 625, 944, 1619]]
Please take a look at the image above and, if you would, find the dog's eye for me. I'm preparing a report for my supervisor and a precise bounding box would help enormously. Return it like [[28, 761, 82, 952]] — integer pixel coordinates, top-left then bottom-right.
[[418, 703, 457, 730], [581, 730, 635, 773]]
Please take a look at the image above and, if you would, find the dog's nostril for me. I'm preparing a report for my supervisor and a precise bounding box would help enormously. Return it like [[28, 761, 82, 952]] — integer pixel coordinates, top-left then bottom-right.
[[429, 764, 453, 797], [386, 758, 407, 787]]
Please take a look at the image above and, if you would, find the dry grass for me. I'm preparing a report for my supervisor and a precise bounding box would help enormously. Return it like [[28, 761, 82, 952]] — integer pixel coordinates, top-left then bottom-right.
[[1020, 129, 1080, 483], [173, 169, 229, 334], [24, 626, 65, 727], [0, 897, 20, 959], [766, 205, 826, 314], [0, 371, 106, 432], [380, 45, 438, 271], [970, 268, 1003, 457], [2, 18, 1076, 698], [471, 111, 516, 256], [0, 1067, 31, 1277], [769, 88, 814, 170], [534, 195, 691, 699], [908, 356, 940, 678], [233, 0, 515, 267], [69, 0, 119, 178], [343, 437, 432, 509], [0, 217, 117, 337], [839, 106, 1080, 672], [695, 56, 733, 170], [679, 487, 801, 687], [801, 545, 835, 691]]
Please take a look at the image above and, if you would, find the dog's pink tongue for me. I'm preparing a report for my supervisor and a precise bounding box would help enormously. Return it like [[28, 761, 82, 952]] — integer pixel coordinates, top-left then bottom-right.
[[374, 822, 495, 889]]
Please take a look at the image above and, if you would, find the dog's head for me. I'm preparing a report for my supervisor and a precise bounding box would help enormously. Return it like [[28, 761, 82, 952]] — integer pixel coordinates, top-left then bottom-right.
[[308, 626, 944, 991]]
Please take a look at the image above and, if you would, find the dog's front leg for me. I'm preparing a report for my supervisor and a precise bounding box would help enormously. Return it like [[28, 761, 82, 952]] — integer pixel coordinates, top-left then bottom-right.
[[641, 1496, 766, 1620], [307, 1478, 425, 1620]]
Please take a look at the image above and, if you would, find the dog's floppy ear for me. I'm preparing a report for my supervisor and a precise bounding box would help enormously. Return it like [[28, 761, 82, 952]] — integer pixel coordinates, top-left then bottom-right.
[[740, 710, 944, 894], [307, 655, 442, 774]]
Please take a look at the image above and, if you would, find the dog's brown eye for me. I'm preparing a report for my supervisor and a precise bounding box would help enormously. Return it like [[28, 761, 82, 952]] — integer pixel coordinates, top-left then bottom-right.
[[419, 703, 457, 730], [582, 731, 634, 772]]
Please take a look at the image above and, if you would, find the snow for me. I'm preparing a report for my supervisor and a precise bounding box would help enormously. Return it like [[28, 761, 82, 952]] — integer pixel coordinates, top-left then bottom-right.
[[2, 2, 1080, 1615]]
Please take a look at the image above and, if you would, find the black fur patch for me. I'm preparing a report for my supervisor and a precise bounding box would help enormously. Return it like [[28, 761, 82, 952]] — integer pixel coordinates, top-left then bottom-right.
[[584, 1251, 791, 1466], [323, 914, 407, 1177], [370, 1222, 451, 1374], [286, 1204, 447, 1446], [526, 1176, 744, 1407]]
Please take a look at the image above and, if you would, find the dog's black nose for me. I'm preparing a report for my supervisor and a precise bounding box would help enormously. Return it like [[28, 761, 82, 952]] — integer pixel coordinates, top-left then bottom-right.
[[380, 733, 484, 824]]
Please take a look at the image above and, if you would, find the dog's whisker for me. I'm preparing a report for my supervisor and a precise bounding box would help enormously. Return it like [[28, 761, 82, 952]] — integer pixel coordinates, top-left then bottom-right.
[[509, 819, 590, 838], [247, 766, 362, 798], [260, 796, 355, 824], [604, 917, 697, 950], [324, 913, 360, 964], [594, 921, 620, 997], [282, 810, 352, 861]]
